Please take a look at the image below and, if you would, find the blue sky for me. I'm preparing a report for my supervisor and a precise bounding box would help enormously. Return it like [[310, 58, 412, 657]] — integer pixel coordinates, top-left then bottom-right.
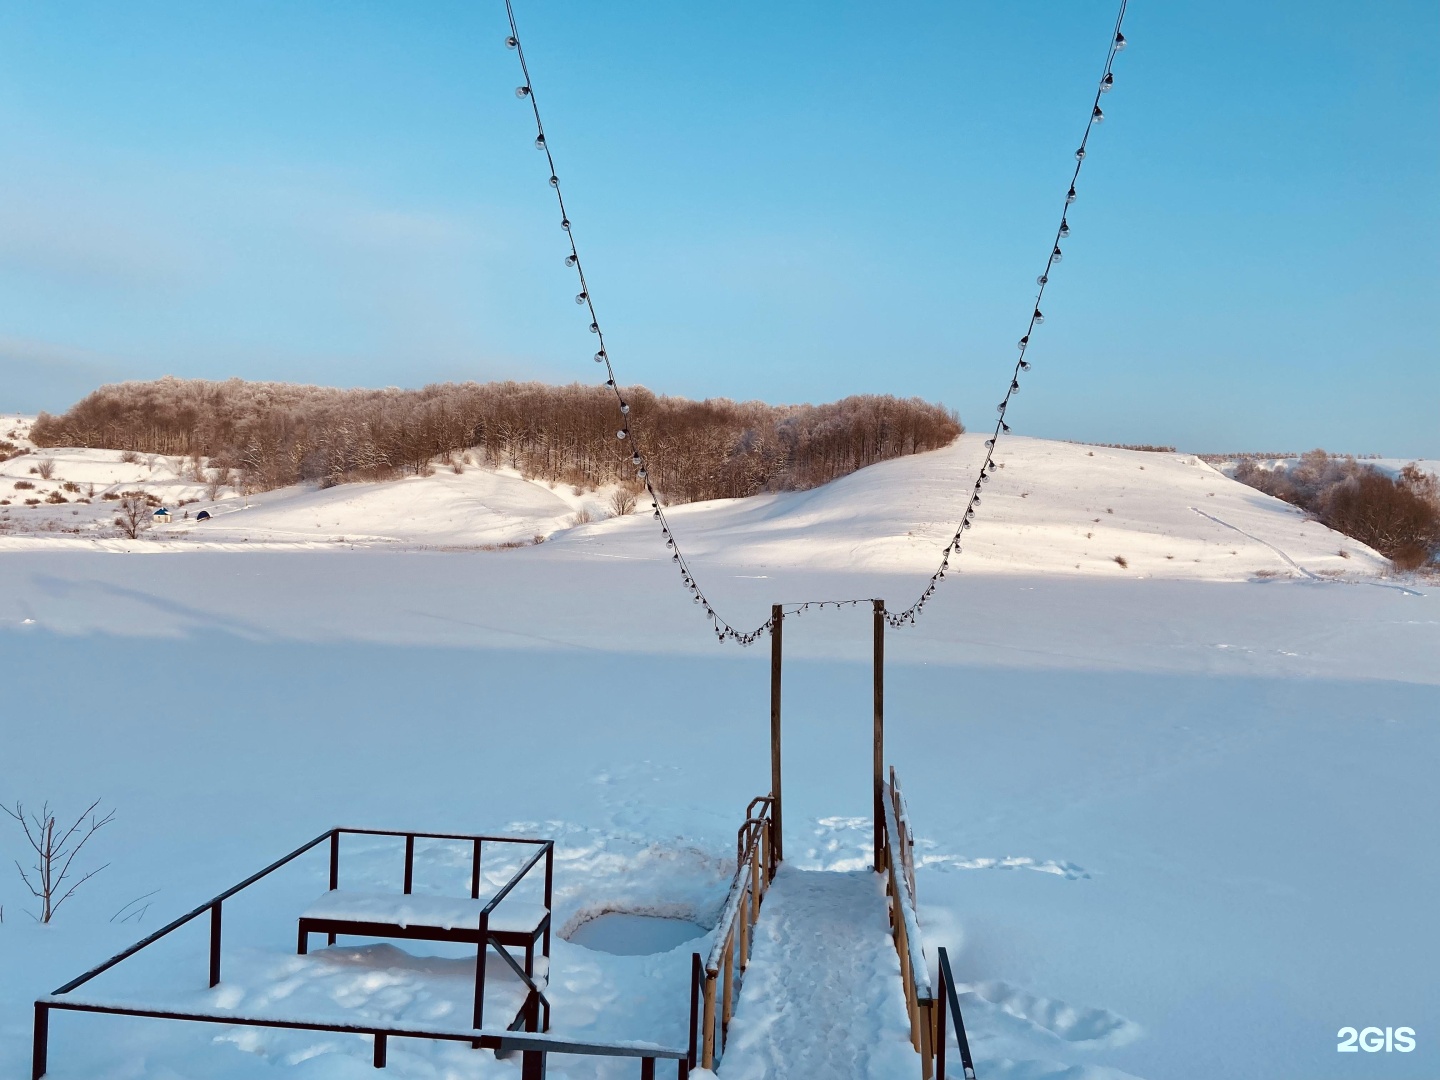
[[1, 1, 1436, 455]]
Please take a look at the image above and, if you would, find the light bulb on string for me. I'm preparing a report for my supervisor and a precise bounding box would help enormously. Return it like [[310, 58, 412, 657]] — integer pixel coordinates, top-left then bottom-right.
[[506, 36, 518, 48], [1100, 72, 1114, 92], [1114, 31, 1126, 50], [1052, 246, 1063, 262], [1033, 308, 1045, 324], [616, 429, 627, 440], [575, 291, 588, 305], [1092, 106, 1105, 123], [549, 175, 559, 187], [1075, 146, 1086, 161], [1037, 274, 1048, 286], [516, 86, 531, 98], [1018, 335, 1030, 349], [1066, 186, 1077, 204], [1019, 359, 1031, 371], [1059, 220, 1070, 238], [594, 349, 606, 363], [561, 218, 571, 231], [566, 254, 579, 268], [589, 322, 599, 333], [620, 402, 630, 415], [535, 135, 547, 150]]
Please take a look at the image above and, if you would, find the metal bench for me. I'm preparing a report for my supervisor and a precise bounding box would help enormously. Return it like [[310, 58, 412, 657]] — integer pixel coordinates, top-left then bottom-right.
[[298, 889, 551, 979]]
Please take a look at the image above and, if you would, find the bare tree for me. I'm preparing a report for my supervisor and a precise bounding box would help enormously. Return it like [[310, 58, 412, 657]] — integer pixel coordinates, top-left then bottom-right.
[[608, 486, 638, 517], [114, 493, 152, 539], [3, 800, 115, 923], [36, 458, 56, 480], [205, 467, 230, 500]]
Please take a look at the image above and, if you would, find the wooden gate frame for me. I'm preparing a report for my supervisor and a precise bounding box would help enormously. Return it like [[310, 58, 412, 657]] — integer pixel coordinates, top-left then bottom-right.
[[767, 599, 888, 874]]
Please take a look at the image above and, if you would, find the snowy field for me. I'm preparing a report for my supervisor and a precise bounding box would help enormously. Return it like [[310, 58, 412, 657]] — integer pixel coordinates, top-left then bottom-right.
[[1, 425, 1436, 1079]]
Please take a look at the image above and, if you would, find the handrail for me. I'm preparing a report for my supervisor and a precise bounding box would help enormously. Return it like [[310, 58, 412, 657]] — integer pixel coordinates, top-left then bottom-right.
[[52, 828, 334, 995], [936, 947, 978, 1080], [692, 792, 775, 1071], [339, 826, 548, 845], [481, 840, 551, 915], [882, 768, 936, 1078]]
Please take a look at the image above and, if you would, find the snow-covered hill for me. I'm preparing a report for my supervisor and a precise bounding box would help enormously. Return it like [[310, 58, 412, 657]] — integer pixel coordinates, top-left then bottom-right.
[[0, 417, 1400, 582]]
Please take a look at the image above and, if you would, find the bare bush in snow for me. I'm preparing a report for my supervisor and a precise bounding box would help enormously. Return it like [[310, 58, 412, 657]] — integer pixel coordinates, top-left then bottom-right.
[[2, 799, 115, 923], [114, 494, 152, 539], [35, 458, 56, 480], [608, 487, 638, 517]]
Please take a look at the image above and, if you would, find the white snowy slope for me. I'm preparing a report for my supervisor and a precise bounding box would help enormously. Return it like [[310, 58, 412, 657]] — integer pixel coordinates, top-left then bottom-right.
[[0, 423, 1436, 1080], [0, 427, 1399, 585]]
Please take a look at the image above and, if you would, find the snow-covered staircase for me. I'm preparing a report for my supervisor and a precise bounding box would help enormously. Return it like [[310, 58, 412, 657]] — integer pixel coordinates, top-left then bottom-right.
[[713, 866, 918, 1079]]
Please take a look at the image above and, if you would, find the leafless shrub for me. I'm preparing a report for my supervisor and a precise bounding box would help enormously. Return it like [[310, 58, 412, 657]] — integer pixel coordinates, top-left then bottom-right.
[[1113, 555, 1128, 568], [608, 487, 639, 517], [36, 458, 56, 479], [1234, 452, 1439, 568], [62, 481, 80, 492], [119, 449, 140, 464], [532, 534, 545, 545], [570, 507, 593, 527], [205, 467, 230, 500], [450, 455, 465, 474], [14, 480, 34, 490], [114, 494, 152, 539], [2, 799, 115, 923]]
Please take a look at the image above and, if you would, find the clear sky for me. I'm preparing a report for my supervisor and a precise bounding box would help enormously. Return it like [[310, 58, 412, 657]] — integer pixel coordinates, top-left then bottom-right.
[[1, 1, 1436, 455]]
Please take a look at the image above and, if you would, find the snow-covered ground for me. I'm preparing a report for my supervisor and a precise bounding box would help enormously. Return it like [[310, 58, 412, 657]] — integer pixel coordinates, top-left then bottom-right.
[[1, 422, 1436, 1079]]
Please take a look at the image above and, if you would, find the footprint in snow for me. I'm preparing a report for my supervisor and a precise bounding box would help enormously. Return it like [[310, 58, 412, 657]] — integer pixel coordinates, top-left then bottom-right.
[[962, 979, 1141, 1048]]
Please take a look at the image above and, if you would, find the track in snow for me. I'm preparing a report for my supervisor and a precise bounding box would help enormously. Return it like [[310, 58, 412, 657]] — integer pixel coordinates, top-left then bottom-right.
[[715, 866, 917, 1080]]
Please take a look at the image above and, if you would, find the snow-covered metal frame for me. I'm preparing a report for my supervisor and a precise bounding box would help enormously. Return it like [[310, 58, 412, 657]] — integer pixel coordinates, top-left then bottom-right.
[[32, 826, 691, 1078]]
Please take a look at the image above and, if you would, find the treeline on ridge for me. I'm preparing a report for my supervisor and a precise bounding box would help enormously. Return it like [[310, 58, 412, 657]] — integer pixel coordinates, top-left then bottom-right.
[[30, 377, 962, 503]]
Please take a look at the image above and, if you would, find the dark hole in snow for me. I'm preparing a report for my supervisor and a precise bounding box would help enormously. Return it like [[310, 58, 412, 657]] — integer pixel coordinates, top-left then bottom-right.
[[565, 913, 706, 955]]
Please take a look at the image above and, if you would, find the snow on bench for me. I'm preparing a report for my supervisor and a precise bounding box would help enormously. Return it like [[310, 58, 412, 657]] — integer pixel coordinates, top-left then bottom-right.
[[300, 890, 549, 937]]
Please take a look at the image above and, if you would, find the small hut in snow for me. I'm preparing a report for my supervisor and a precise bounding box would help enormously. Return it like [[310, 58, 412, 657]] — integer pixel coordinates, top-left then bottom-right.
[[152, 508, 172, 524]]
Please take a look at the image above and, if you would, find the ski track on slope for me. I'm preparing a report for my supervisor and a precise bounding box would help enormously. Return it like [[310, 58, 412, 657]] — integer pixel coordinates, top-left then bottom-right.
[[715, 867, 917, 1080]]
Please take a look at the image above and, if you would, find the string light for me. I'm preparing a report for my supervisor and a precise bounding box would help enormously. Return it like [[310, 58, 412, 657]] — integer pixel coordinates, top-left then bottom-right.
[[501, 0, 1127, 641], [880, 0, 1128, 629]]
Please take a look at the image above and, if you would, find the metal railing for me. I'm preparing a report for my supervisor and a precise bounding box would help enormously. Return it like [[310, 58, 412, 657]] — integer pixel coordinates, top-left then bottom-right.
[[32, 826, 690, 1079], [881, 768, 938, 1077], [687, 793, 777, 1071], [936, 947, 979, 1080]]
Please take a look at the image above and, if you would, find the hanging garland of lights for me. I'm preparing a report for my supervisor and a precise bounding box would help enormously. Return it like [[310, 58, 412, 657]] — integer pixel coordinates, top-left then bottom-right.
[[500, 0, 1127, 643], [882, 0, 1128, 629]]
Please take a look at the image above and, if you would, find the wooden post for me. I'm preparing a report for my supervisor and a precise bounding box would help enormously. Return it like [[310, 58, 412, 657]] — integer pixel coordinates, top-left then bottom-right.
[[873, 599, 885, 872], [770, 604, 784, 864], [738, 880, 751, 971], [918, 1001, 935, 1079], [701, 972, 718, 1068], [721, 929, 735, 1042]]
